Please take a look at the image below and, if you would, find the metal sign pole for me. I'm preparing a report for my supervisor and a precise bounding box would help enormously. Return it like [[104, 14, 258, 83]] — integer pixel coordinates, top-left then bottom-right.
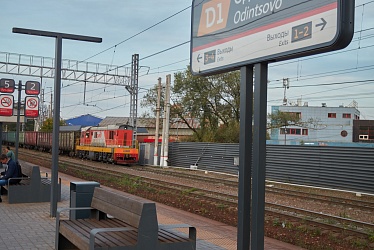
[[15, 80, 22, 162], [12, 27, 102, 217], [237, 65, 254, 250], [251, 62, 268, 249], [0, 122, 2, 157], [51, 36, 62, 217]]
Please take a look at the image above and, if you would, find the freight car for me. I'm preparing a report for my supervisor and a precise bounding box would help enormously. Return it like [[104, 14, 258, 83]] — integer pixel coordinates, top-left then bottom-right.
[[34, 126, 81, 155], [76, 124, 139, 164], [1, 131, 25, 148], [2, 126, 81, 156]]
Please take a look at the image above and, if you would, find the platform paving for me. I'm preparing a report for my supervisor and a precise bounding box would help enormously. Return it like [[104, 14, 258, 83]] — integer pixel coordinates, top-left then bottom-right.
[[0, 161, 304, 250]]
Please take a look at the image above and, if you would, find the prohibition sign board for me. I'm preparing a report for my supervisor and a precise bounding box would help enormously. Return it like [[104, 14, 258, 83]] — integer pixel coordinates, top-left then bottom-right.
[[25, 96, 39, 118], [0, 94, 14, 116]]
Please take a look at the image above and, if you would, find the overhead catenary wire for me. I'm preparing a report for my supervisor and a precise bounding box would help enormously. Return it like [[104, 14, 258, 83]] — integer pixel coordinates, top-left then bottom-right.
[[61, 1, 374, 86]]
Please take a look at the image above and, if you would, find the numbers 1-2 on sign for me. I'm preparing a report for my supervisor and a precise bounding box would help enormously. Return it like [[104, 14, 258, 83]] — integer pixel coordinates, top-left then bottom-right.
[[25, 96, 39, 118], [0, 79, 15, 93], [0, 95, 14, 116], [25, 81, 40, 95]]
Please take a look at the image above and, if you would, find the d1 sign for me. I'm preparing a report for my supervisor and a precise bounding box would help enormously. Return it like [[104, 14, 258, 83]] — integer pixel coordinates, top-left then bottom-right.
[[190, 0, 354, 75]]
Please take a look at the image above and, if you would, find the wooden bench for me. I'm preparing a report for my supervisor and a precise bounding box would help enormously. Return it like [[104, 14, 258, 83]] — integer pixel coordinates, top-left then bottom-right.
[[4, 165, 61, 204], [56, 187, 196, 250]]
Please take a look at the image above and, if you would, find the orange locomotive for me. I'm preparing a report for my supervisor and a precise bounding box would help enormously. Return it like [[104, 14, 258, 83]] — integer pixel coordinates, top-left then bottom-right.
[[76, 124, 139, 164]]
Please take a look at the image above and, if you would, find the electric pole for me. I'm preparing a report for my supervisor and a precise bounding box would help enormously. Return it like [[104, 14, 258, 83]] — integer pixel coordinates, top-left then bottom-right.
[[160, 74, 171, 167], [154, 77, 162, 166], [282, 78, 289, 106]]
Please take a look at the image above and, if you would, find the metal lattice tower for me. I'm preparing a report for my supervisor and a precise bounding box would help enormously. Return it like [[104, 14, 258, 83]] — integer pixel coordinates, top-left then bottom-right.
[[128, 54, 139, 147], [0, 51, 131, 85]]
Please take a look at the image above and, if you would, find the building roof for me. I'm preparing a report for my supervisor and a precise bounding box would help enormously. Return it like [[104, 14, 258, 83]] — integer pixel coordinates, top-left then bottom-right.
[[60, 125, 82, 132], [65, 114, 102, 126], [99, 116, 200, 129]]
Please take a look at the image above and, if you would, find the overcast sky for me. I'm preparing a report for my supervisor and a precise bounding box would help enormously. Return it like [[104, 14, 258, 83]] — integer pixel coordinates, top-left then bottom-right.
[[1, 0, 374, 120]]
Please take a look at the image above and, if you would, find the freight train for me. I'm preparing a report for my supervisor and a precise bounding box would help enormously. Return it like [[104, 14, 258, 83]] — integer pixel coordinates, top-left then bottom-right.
[[1, 124, 139, 164]]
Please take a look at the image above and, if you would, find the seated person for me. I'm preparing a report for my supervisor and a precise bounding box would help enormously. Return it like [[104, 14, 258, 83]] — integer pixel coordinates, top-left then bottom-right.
[[0, 154, 22, 202], [5, 146, 15, 161]]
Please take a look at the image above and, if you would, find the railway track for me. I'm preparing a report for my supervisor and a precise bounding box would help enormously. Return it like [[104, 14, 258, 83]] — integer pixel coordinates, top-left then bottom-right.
[[18, 149, 374, 243]]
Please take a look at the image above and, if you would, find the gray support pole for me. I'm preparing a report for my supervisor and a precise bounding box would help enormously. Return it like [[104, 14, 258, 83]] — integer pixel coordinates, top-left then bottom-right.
[[237, 65, 253, 250], [160, 81, 166, 167], [50, 91, 53, 118], [251, 62, 268, 250], [15, 80, 22, 162], [153, 78, 162, 166], [83, 81, 86, 105], [0, 122, 2, 155], [51, 36, 62, 217], [162, 74, 171, 167]]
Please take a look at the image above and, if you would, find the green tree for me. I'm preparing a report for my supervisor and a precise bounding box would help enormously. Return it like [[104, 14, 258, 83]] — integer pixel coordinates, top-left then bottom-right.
[[173, 67, 241, 142], [39, 118, 66, 132], [140, 85, 165, 115], [268, 111, 302, 129], [141, 67, 241, 142], [268, 110, 302, 143]]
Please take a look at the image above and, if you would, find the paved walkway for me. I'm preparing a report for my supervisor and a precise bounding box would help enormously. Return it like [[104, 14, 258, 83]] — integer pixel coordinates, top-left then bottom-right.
[[0, 161, 304, 249]]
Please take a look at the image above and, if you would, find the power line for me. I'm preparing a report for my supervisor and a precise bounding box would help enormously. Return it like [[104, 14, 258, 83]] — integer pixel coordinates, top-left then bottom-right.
[[62, 1, 374, 117], [76, 5, 192, 64], [270, 79, 374, 89], [59, 3, 374, 91]]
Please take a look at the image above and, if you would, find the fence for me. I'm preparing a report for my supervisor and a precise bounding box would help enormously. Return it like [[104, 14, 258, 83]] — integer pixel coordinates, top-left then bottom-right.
[[140, 142, 374, 194]]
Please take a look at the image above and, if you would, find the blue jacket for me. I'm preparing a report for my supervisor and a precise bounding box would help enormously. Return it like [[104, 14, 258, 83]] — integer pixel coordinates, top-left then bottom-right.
[[0, 159, 21, 184]]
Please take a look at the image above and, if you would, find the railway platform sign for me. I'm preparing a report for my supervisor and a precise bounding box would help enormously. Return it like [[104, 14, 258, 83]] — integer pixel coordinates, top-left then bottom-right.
[[24, 96, 39, 118], [190, 0, 355, 75], [25, 81, 40, 95], [0, 78, 15, 93], [0, 94, 14, 116]]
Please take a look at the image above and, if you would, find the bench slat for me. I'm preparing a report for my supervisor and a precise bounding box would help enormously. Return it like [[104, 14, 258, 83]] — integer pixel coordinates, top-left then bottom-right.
[[91, 188, 158, 232], [61, 220, 119, 249], [71, 219, 116, 248], [60, 219, 140, 249], [159, 228, 193, 243], [92, 188, 145, 214], [91, 197, 143, 229], [59, 220, 90, 250], [85, 218, 138, 246], [99, 218, 138, 243]]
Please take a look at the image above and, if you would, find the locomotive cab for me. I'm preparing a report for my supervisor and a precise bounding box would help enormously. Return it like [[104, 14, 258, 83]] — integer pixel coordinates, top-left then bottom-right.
[[76, 124, 139, 164]]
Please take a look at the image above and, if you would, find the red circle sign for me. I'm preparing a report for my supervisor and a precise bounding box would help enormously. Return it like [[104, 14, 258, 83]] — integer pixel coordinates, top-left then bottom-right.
[[27, 98, 38, 109], [1, 96, 12, 107]]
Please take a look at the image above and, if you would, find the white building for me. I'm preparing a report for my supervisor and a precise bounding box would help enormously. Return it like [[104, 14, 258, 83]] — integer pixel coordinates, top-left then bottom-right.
[[270, 103, 360, 144]]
